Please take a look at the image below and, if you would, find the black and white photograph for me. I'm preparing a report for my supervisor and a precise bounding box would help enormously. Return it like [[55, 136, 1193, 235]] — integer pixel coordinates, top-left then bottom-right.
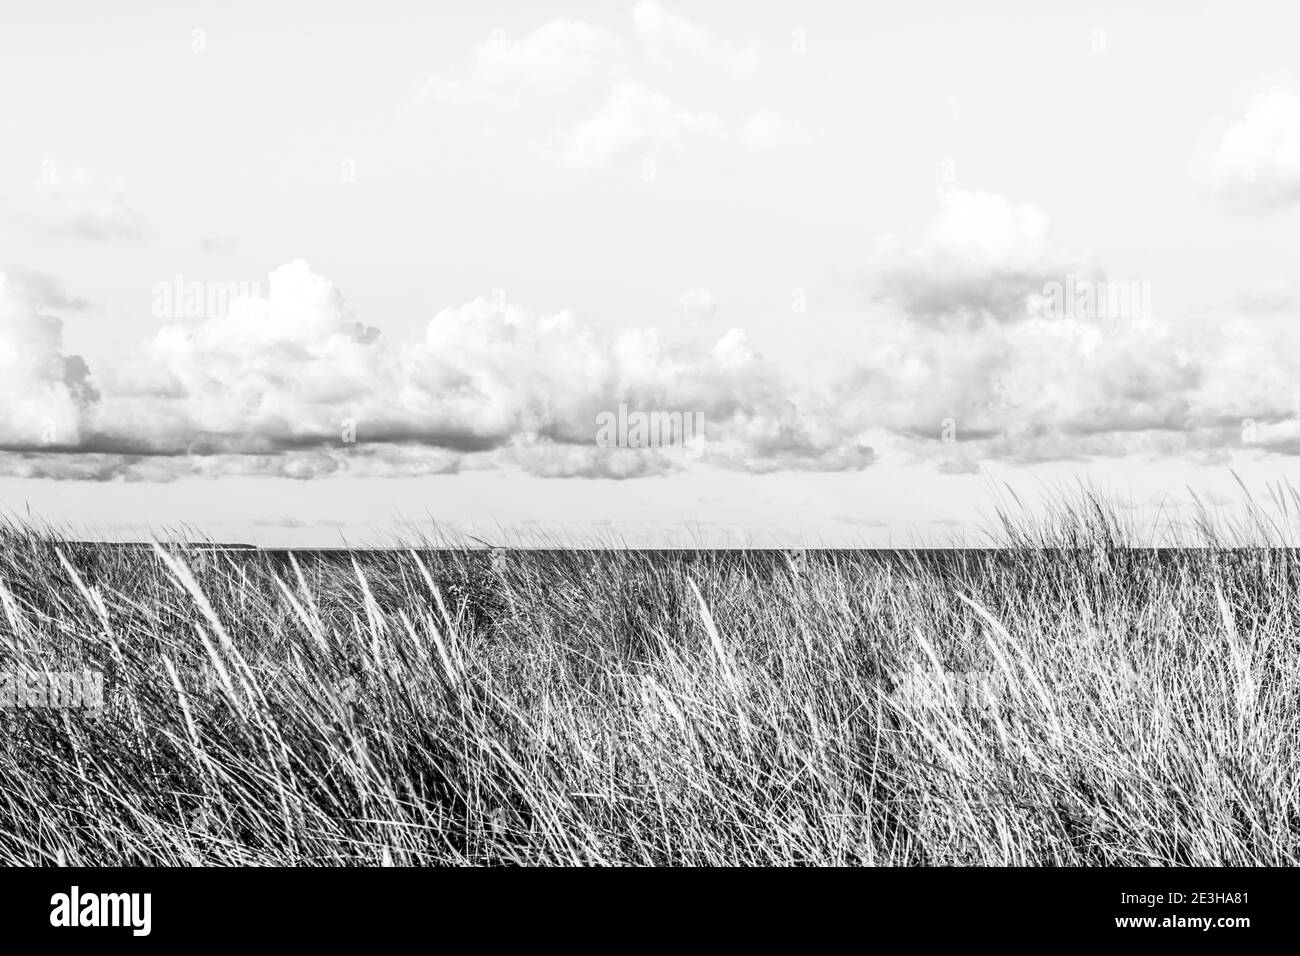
[[0, 0, 1290, 940]]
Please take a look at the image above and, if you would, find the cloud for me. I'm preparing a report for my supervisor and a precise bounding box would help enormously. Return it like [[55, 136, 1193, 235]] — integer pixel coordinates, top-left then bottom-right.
[[420, 19, 624, 108], [423, 12, 783, 168], [0, 269, 91, 312], [828, 305, 1205, 466], [872, 188, 1091, 324], [0, 445, 463, 482], [632, 2, 759, 79], [505, 437, 681, 479], [536, 80, 721, 168], [1195, 82, 1300, 209], [836, 188, 1300, 465], [411, 297, 849, 472], [18, 188, 1300, 481], [97, 261, 393, 457], [36, 168, 144, 241], [0, 270, 99, 451], [10, 260, 859, 479]]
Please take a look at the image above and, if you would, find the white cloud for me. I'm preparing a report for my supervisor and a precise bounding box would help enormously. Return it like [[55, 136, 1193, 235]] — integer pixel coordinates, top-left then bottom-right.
[[20, 185, 1300, 480], [0, 270, 98, 450], [840, 188, 1281, 465], [537, 80, 721, 168], [711, 327, 753, 367], [872, 187, 1088, 324], [96, 261, 386, 457], [632, 2, 760, 79], [829, 307, 1205, 465], [19, 260, 856, 479], [1196, 83, 1300, 209]]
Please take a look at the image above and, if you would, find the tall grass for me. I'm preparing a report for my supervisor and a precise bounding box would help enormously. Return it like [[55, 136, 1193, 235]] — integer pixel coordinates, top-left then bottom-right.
[[1, 489, 1299, 865]]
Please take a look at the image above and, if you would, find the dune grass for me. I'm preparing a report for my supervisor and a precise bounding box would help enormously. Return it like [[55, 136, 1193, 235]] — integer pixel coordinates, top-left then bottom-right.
[[1, 489, 1298, 865]]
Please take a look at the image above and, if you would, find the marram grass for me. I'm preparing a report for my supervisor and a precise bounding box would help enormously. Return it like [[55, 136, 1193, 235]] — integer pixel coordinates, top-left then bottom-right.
[[1, 491, 1299, 866]]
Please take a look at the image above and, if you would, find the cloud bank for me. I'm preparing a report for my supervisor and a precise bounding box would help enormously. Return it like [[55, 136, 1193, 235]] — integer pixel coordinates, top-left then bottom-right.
[[1, 261, 860, 480], [8, 184, 1300, 481]]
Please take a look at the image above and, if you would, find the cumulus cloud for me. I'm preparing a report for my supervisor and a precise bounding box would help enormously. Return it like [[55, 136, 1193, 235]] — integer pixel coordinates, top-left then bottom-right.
[[835, 187, 1300, 465], [6, 260, 861, 480], [16, 187, 1300, 481], [632, 2, 759, 79], [96, 261, 387, 456], [36, 168, 144, 240], [411, 297, 854, 471], [0, 270, 99, 451], [829, 305, 1205, 465], [1195, 82, 1300, 209], [872, 187, 1090, 325]]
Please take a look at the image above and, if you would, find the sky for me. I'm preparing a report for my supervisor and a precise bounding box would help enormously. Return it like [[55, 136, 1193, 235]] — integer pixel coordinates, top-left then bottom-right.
[[2, 0, 1300, 546]]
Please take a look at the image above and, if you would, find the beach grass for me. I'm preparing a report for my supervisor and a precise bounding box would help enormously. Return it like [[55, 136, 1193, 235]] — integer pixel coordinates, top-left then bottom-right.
[[1, 489, 1298, 865]]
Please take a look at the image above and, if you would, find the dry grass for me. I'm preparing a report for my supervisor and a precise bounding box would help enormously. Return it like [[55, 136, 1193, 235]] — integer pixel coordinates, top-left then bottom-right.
[[1, 489, 1299, 865]]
